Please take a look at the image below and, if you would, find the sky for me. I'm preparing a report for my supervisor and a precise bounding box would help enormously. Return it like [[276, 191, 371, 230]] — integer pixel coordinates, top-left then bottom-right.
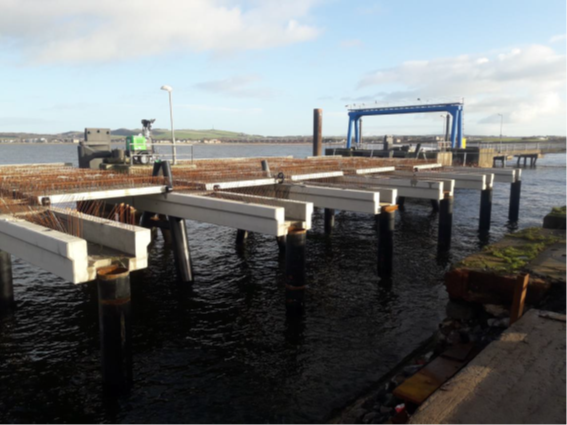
[[0, 0, 565, 137]]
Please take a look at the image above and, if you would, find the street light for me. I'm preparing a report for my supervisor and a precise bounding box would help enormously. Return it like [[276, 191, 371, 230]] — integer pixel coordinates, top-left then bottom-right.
[[160, 85, 177, 165], [498, 113, 503, 153]]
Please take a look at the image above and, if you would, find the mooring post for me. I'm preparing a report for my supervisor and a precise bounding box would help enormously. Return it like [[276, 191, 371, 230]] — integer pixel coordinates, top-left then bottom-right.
[[261, 160, 271, 177], [162, 161, 194, 283], [0, 250, 14, 313], [397, 196, 405, 211], [236, 229, 248, 245], [479, 187, 493, 232], [324, 208, 335, 234], [430, 200, 440, 212], [140, 161, 163, 228], [377, 206, 397, 277], [97, 266, 132, 392], [276, 235, 286, 253], [438, 194, 454, 251], [508, 179, 522, 222], [285, 228, 306, 315], [313, 108, 322, 157], [170, 217, 194, 282]]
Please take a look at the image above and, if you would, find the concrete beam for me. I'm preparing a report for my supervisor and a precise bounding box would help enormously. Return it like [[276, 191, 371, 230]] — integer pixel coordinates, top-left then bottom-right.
[[118, 192, 292, 236], [282, 183, 383, 214], [353, 166, 396, 175], [342, 175, 448, 200], [0, 215, 89, 283], [50, 207, 151, 258], [447, 167, 520, 183], [391, 171, 493, 190], [0, 211, 152, 284], [289, 171, 344, 181], [213, 191, 313, 230], [203, 178, 277, 191], [411, 163, 443, 171], [38, 186, 167, 204]]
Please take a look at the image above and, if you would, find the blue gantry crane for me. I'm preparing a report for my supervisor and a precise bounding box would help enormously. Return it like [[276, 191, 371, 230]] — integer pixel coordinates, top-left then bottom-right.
[[346, 102, 464, 149]]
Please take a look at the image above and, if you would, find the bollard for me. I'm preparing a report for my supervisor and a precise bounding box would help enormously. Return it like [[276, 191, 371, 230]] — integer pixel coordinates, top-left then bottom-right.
[[0, 250, 14, 313], [397, 196, 406, 211], [438, 195, 454, 251], [508, 180, 522, 222], [236, 229, 248, 245], [479, 187, 493, 232], [313, 109, 322, 157], [324, 208, 335, 234], [285, 228, 306, 315], [377, 206, 396, 277], [97, 266, 132, 392]]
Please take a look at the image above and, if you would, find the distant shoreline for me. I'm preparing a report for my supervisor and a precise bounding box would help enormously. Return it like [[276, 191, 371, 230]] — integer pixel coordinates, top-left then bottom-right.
[[0, 142, 348, 147]]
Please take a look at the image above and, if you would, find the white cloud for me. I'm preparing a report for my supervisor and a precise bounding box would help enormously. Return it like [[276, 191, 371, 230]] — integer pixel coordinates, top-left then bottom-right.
[[549, 34, 566, 43], [356, 44, 566, 130], [0, 0, 321, 63], [193, 75, 274, 99], [340, 39, 363, 48]]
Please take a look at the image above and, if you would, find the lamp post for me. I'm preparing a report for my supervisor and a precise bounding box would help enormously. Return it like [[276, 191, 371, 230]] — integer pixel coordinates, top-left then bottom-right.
[[498, 113, 503, 153], [160, 85, 177, 165]]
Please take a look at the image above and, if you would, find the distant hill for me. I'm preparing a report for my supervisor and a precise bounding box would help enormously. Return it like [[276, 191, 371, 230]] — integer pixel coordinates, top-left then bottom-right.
[[149, 128, 265, 140], [0, 128, 267, 141]]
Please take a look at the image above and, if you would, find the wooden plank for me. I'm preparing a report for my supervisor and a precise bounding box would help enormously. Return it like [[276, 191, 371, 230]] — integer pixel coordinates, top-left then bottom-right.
[[510, 273, 529, 325], [393, 356, 466, 405]]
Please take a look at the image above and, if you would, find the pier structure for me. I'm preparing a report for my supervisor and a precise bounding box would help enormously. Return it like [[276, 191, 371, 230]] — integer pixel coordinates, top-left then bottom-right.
[[0, 156, 526, 388]]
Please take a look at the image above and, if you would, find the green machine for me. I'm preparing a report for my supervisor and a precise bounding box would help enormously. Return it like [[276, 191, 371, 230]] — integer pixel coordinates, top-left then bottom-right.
[[125, 119, 157, 165]]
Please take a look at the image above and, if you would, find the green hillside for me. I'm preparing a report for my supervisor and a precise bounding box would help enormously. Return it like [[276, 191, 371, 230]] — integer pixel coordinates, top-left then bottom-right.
[[149, 128, 265, 140]]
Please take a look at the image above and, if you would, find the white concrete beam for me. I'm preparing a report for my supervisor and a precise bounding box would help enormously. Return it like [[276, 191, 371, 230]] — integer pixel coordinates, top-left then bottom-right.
[[0, 211, 152, 284], [38, 186, 167, 204], [50, 207, 151, 258], [282, 183, 383, 214], [289, 171, 344, 181], [391, 171, 492, 190], [411, 163, 443, 171], [343, 176, 447, 200], [447, 167, 519, 183], [354, 166, 396, 175], [0, 214, 89, 284], [119, 192, 291, 236], [203, 178, 277, 191], [212, 191, 313, 230]]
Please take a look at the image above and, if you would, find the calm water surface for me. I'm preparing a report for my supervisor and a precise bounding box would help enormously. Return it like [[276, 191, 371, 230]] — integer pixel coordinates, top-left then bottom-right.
[[0, 144, 565, 423]]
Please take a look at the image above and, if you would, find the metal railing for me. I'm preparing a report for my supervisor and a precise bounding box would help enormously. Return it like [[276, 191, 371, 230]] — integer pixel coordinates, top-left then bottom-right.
[[466, 142, 565, 153]]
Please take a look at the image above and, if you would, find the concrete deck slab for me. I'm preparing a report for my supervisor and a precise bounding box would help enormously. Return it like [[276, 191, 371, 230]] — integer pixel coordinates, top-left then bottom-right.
[[410, 309, 566, 424]]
